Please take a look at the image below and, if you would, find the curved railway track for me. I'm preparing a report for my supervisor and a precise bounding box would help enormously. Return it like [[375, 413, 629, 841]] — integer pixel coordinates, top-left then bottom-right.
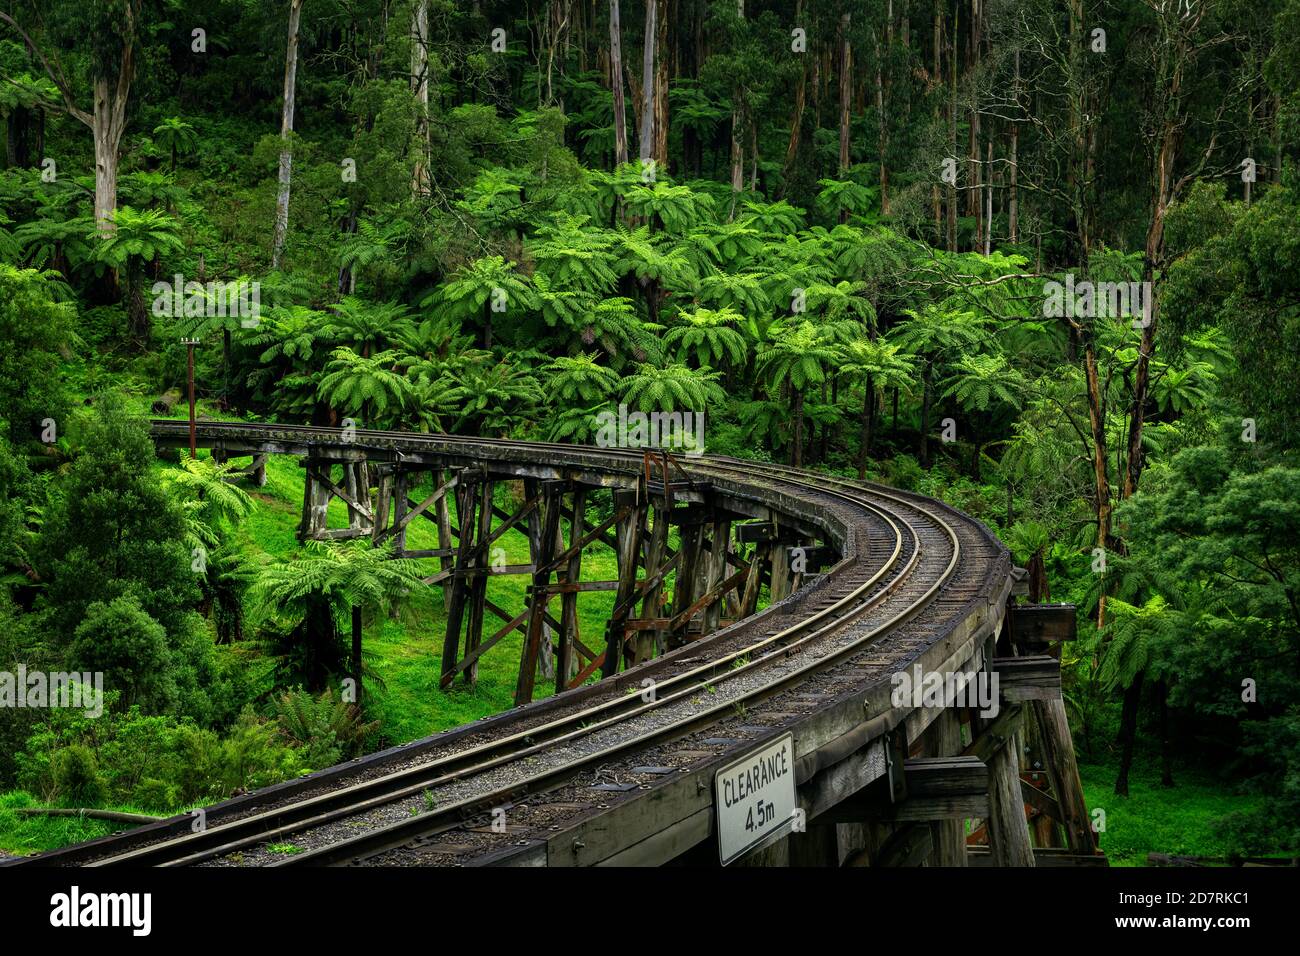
[[9, 423, 1011, 868]]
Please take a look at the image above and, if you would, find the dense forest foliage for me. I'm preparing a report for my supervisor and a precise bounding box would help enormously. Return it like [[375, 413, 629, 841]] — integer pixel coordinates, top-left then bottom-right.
[[0, 0, 1298, 861]]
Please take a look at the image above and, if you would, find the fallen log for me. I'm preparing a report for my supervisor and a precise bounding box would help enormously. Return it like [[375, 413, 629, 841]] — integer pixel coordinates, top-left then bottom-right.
[[16, 807, 164, 825], [151, 388, 181, 415]]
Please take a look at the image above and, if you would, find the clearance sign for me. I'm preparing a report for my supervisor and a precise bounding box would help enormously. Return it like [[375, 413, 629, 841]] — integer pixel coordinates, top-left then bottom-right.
[[713, 733, 797, 865]]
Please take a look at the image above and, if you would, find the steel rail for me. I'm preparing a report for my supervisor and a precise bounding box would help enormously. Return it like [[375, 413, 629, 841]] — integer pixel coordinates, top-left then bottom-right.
[[15, 422, 989, 869], [80, 447, 917, 866], [274, 478, 962, 866]]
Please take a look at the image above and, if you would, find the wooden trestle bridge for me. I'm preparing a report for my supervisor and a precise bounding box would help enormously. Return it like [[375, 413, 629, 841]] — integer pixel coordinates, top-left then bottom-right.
[[9, 421, 1103, 868]]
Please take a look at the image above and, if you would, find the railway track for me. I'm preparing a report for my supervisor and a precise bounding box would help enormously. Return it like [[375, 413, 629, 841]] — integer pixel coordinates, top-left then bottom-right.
[[11, 423, 1009, 868]]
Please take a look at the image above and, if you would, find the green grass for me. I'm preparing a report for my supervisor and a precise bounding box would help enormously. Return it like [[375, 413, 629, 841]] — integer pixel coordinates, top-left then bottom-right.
[[1078, 750, 1271, 866], [0, 792, 143, 856], [224, 450, 625, 745], [265, 842, 304, 855]]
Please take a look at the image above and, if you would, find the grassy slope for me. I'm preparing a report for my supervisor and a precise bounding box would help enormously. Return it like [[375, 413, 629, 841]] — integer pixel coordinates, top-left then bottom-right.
[[237, 450, 623, 744], [1078, 752, 1269, 866]]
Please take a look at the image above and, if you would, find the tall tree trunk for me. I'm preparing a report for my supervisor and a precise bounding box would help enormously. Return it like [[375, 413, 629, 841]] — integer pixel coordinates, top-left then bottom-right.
[[967, 0, 982, 247], [1083, 340, 1112, 561], [876, 2, 891, 216], [411, 0, 431, 196], [91, 75, 128, 234], [838, 11, 852, 196], [781, 0, 807, 189], [1123, 123, 1178, 501], [1009, 49, 1019, 242], [920, 360, 933, 467], [272, 0, 306, 269], [126, 259, 148, 343], [1158, 679, 1173, 787], [638, 0, 656, 165], [1114, 669, 1145, 796], [728, 1, 746, 218], [984, 139, 993, 253], [932, 0, 942, 242], [654, 0, 669, 166], [946, 1, 958, 251], [609, 0, 629, 168], [857, 383, 874, 479], [351, 605, 363, 702], [791, 387, 803, 468]]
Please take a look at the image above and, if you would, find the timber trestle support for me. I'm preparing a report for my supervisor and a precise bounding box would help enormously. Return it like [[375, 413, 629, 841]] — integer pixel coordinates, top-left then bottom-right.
[[291, 448, 834, 708], [143, 422, 1099, 868]]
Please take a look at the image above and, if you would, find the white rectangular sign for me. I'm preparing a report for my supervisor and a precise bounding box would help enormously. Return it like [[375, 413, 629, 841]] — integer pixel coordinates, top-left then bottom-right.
[[714, 733, 797, 865]]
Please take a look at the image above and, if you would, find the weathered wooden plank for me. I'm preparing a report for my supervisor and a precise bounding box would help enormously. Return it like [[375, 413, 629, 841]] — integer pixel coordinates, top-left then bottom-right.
[[439, 477, 478, 686], [516, 481, 563, 705], [310, 466, 373, 522], [995, 655, 1062, 701], [1008, 602, 1077, 648], [463, 477, 494, 684], [603, 487, 644, 676], [556, 488, 586, 692], [1034, 696, 1096, 854], [986, 719, 1035, 867], [968, 847, 1108, 867]]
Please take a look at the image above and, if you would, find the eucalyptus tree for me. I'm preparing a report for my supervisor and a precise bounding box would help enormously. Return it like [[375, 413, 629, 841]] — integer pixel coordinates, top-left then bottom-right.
[[272, 0, 307, 268], [0, 0, 144, 231]]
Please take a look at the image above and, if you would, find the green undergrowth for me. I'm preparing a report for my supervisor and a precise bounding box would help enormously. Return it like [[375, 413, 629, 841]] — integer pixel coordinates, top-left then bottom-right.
[[1077, 750, 1275, 866]]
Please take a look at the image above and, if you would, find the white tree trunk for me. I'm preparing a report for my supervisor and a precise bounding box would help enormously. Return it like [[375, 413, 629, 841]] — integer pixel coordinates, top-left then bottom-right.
[[272, 0, 305, 269], [411, 0, 430, 196], [638, 0, 656, 165], [92, 77, 126, 234], [609, 0, 628, 168]]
